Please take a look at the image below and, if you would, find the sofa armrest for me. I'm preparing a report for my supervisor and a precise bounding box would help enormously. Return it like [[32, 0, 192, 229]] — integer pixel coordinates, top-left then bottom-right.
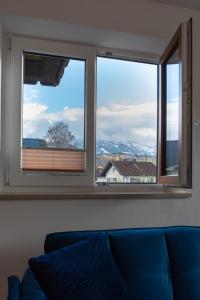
[[7, 276, 20, 300]]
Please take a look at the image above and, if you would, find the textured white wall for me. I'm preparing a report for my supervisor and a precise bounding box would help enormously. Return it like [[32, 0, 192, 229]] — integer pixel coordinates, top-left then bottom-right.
[[0, 0, 200, 299]]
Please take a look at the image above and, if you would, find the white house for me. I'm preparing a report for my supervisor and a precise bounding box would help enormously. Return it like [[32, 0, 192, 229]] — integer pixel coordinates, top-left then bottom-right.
[[99, 161, 157, 183]]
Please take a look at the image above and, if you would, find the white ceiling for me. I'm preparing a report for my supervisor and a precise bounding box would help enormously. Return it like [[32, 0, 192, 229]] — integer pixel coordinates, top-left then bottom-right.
[[2, 15, 167, 56], [146, 0, 200, 10]]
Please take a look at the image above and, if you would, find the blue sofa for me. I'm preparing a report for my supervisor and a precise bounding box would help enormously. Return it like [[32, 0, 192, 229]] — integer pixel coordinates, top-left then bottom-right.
[[7, 226, 200, 300]]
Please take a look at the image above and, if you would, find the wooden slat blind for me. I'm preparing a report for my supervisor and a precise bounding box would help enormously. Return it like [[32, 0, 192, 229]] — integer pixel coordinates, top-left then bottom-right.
[[22, 148, 85, 172]]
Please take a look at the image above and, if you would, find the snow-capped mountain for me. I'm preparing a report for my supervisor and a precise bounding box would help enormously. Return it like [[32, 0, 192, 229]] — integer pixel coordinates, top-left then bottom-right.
[[96, 140, 156, 157]]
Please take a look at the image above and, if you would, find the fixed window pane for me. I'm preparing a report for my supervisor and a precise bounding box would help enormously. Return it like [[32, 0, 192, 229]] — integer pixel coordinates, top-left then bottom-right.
[[22, 52, 85, 172], [165, 48, 180, 176], [96, 57, 158, 184]]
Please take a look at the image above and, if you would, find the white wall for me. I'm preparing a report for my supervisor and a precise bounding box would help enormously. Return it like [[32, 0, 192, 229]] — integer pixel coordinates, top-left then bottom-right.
[[0, 0, 194, 37], [0, 0, 200, 298]]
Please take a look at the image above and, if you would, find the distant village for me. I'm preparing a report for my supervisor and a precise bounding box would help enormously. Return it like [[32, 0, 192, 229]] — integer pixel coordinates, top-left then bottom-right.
[[23, 138, 157, 183], [23, 137, 178, 183]]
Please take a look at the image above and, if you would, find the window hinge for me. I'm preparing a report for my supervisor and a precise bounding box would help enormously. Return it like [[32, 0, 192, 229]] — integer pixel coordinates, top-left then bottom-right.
[[4, 170, 9, 185], [105, 51, 112, 57], [7, 38, 11, 50], [96, 182, 109, 186]]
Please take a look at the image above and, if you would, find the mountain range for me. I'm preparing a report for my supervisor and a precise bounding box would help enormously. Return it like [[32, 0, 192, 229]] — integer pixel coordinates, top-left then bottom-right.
[[23, 138, 156, 157], [96, 140, 156, 157]]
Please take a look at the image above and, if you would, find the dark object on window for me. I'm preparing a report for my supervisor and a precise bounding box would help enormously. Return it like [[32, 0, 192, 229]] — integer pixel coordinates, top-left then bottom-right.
[[24, 53, 69, 86]]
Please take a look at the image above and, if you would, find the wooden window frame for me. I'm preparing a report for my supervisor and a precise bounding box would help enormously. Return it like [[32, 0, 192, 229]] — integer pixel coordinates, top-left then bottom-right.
[[158, 20, 192, 187]]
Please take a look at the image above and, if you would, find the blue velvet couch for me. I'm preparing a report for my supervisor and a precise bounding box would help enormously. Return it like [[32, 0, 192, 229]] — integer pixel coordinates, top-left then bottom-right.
[[7, 226, 200, 300]]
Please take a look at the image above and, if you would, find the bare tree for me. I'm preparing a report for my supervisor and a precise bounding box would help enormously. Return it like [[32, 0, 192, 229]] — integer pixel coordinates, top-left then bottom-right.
[[46, 121, 75, 148]]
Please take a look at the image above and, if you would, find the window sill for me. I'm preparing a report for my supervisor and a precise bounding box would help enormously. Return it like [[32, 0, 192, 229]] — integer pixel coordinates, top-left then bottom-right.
[[0, 185, 192, 200]]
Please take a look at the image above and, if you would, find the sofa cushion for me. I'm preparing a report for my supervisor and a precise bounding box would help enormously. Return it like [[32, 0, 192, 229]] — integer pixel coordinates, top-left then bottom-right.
[[29, 232, 129, 300], [44, 230, 102, 253], [21, 269, 47, 300], [43, 226, 200, 300], [109, 229, 173, 300], [165, 227, 200, 300], [45, 228, 173, 300]]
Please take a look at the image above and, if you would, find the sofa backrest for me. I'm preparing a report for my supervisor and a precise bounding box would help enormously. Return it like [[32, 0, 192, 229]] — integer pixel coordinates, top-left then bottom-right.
[[44, 226, 200, 300]]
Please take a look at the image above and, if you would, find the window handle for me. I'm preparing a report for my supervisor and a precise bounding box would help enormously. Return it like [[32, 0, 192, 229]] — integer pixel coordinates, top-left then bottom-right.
[[194, 120, 200, 126]]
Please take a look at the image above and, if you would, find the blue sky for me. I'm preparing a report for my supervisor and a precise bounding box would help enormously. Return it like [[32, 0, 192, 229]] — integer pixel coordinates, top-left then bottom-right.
[[24, 59, 85, 112], [97, 57, 157, 106], [167, 64, 179, 101], [23, 56, 160, 146], [166, 63, 179, 141]]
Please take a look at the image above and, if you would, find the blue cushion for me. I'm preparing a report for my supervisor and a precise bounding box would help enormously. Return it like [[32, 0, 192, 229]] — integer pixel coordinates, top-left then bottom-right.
[[29, 232, 129, 300], [21, 269, 47, 300], [165, 227, 200, 300], [45, 228, 173, 300], [39, 226, 200, 300], [44, 230, 103, 253], [109, 229, 173, 300]]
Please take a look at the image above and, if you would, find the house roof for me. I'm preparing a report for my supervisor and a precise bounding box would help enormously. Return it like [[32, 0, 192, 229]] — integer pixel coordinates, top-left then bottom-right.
[[101, 160, 156, 177], [23, 138, 47, 148], [24, 53, 69, 87]]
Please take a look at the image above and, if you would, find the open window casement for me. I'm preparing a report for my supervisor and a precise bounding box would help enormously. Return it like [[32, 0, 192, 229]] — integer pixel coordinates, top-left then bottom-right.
[[158, 20, 192, 187]]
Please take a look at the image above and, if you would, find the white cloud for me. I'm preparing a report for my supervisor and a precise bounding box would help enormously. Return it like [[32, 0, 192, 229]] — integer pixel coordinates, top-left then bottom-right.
[[97, 102, 157, 145], [23, 102, 48, 121], [63, 107, 84, 122], [23, 88, 178, 146], [167, 101, 179, 140], [23, 87, 40, 103], [23, 99, 84, 140]]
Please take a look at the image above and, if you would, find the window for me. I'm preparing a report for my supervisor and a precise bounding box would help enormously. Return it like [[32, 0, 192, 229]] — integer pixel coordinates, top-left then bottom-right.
[[4, 20, 192, 189], [96, 57, 157, 184], [22, 52, 86, 173], [159, 21, 192, 187], [6, 37, 95, 186]]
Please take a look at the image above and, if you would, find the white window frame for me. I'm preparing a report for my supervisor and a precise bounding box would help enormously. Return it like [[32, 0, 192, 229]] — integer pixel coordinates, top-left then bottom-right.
[[2, 21, 191, 191], [4, 36, 96, 186]]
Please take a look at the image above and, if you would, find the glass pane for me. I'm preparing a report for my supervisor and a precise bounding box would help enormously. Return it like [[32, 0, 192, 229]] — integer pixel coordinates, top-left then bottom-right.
[[22, 52, 85, 172], [96, 57, 157, 184], [165, 48, 180, 176]]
